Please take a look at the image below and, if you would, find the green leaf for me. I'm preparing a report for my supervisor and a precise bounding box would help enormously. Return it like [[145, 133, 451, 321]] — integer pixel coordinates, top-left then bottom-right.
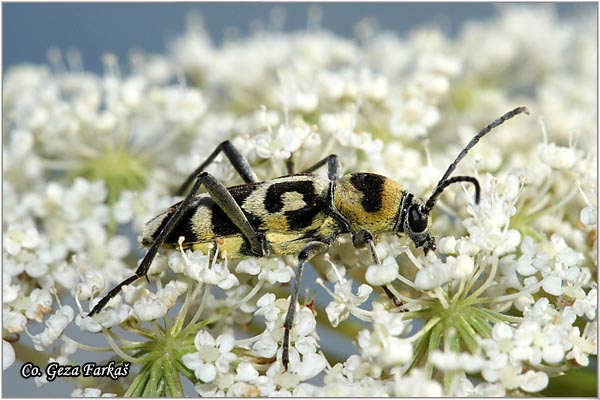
[[541, 367, 598, 397]]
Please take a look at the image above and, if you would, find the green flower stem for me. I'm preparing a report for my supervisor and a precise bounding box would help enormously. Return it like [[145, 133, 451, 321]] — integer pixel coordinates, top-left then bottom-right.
[[463, 309, 492, 338], [470, 306, 522, 324], [443, 331, 463, 394], [453, 313, 478, 353], [144, 358, 162, 396], [175, 354, 197, 382], [411, 328, 430, 370], [163, 353, 184, 397], [426, 322, 444, 378], [126, 362, 152, 397], [170, 280, 202, 336], [102, 328, 141, 364]]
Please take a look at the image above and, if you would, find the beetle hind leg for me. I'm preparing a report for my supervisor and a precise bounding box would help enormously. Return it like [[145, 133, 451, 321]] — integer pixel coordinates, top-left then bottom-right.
[[89, 170, 268, 317]]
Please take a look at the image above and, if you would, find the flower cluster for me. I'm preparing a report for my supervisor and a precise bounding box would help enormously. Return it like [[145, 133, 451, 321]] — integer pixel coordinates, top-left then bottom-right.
[[3, 4, 596, 397]]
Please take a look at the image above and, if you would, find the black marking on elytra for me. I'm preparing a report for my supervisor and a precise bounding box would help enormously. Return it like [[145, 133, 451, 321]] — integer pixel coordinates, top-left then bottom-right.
[[264, 180, 317, 214], [265, 183, 286, 213], [152, 182, 264, 245], [148, 198, 201, 245], [164, 205, 201, 244], [210, 183, 263, 237], [350, 173, 385, 213], [285, 195, 328, 230], [264, 180, 327, 231]]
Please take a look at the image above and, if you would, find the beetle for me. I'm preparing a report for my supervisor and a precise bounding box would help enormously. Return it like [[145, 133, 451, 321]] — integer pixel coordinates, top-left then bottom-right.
[[88, 106, 528, 370]]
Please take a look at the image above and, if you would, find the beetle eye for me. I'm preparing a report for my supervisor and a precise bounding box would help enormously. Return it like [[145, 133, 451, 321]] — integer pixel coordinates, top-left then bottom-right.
[[408, 204, 428, 233]]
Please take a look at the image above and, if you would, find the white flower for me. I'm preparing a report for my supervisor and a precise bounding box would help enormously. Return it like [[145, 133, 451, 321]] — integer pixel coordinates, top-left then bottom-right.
[[256, 258, 294, 284], [235, 362, 259, 382], [438, 236, 457, 254], [453, 377, 506, 397], [70, 388, 117, 397], [4, 223, 41, 256], [235, 258, 294, 283], [132, 292, 169, 321], [365, 256, 398, 286], [291, 308, 317, 338], [357, 326, 413, 367], [254, 293, 287, 328], [379, 337, 413, 366], [294, 351, 327, 381], [25, 261, 48, 278], [566, 322, 597, 367], [278, 70, 319, 112], [76, 271, 105, 300], [414, 256, 451, 290], [26, 288, 53, 322], [199, 260, 239, 289], [254, 123, 315, 160], [182, 331, 237, 383], [389, 92, 440, 139], [393, 368, 443, 397], [464, 173, 522, 255], [324, 279, 372, 327], [31, 305, 74, 351], [542, 275, 563, 296], [169, 249, 238, 288], [571, 287, 597, 320], [537, 142, 582, 170], [429, 349, 486, 373], [253, 332, 279, 358], [3, 341, 15, 370], [318, 111, 383, 154], [452, 254, 475, 279], [518, 370, 549, 393], [3, 281, 20, 304], [580, 206, 596, 226], [227, 382, 262, 397], [3, 310, 27, 333], [3, 5, 596, 396], [235, 258, 261, 275], [159, 86, 206, 127]]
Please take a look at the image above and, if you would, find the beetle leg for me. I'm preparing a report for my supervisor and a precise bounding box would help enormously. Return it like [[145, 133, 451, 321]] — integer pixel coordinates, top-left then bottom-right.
[[176, 140, 259, 196], [300, 154, 342, 181], [89, 171, 268, 317], [282, 241, 330, 371], [352, 229, 403, 308], [285, 152, 296, 175]]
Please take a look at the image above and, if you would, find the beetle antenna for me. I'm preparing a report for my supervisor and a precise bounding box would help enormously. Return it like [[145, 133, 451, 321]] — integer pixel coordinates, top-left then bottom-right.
[[425, 106, 529, 211]]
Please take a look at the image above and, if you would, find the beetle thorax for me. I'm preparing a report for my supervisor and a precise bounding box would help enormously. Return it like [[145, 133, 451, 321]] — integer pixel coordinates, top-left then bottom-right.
[[333, 173, 406, 233]]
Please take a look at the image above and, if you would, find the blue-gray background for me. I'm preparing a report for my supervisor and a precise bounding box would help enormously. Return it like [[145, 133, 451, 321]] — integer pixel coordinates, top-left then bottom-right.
[[4, 3, 592, 72], [3, 2, 595, 397]]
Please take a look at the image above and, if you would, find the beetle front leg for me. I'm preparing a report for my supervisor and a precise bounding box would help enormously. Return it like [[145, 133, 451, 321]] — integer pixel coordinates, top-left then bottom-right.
[[282, 241, 330, 371], [352, 229, 403, 308]]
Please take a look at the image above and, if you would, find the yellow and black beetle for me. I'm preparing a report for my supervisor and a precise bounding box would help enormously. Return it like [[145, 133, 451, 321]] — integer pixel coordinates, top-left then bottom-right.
[[89, 106, 528, 370]]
